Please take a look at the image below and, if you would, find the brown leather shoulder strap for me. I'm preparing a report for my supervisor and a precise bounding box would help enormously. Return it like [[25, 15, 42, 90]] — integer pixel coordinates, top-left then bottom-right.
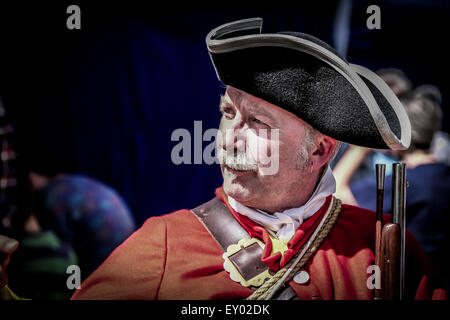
[[191, 196, 299, 299], [191, 197, 250, 250]]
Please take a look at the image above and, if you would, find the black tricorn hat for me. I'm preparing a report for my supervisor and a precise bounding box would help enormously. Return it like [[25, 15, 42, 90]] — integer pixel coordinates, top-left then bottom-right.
[[206, 18, 411, 150]]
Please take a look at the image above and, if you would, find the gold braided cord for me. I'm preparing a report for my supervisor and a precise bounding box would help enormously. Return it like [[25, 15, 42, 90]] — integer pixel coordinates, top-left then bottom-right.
[[246, 197, 342, 300]]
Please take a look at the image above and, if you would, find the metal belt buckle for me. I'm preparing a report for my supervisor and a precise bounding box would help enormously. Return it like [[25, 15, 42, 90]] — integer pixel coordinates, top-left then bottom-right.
[[222, 238, 272, 287]]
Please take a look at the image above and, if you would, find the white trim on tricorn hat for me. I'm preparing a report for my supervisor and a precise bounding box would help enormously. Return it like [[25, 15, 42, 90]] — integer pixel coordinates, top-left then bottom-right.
[[350, 64, 411, 150], [206, 18, 411, 150]]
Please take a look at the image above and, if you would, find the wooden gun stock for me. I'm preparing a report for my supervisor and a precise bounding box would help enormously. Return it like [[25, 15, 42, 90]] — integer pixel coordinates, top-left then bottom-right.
[[379, 223, 401, 300], [374, 163, 406, 300]]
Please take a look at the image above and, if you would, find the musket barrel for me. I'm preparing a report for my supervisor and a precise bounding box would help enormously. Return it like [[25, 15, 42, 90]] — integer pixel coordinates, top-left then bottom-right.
[[376, 164, 386, 192], [391, 163, 407, 300]]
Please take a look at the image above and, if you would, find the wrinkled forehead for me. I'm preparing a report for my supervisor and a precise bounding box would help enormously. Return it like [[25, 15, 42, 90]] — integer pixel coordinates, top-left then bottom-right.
[[224, 86, 312, 128]]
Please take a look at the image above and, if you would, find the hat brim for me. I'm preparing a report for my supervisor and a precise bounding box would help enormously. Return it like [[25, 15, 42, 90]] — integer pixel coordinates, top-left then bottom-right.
[[206, 18, 411, 150]]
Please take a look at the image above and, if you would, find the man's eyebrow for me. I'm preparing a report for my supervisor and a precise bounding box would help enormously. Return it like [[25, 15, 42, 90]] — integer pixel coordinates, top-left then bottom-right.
[[249, 104, 277, 122], [219, 94, 277, 123]]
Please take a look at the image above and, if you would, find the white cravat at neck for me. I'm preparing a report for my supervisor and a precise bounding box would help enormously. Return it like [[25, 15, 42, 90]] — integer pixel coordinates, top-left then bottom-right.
[[228, 166, 336, 242]]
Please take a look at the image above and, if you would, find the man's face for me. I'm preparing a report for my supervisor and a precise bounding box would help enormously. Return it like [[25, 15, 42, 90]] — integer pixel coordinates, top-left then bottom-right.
[[217, 86, 320, 212]]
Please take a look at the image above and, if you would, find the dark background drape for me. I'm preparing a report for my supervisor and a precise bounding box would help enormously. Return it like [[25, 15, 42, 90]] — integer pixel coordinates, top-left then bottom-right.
[[0, 1, 448, 226]]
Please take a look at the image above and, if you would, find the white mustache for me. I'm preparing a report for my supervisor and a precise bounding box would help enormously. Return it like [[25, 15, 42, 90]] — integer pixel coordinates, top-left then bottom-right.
[[217, 149, 258, 171]]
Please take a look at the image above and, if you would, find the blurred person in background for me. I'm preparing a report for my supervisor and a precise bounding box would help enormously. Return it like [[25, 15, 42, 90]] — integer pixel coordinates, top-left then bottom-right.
[[376, 68, 412, 99], [0, 97, 136, 298], [0, 97, 77, 299], [27, 173, 137, 280], [419, 84, 450, 167], [334, 87, 449, 295]]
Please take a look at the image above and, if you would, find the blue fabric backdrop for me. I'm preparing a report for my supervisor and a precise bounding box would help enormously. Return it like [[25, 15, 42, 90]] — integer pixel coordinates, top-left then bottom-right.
[[0, 2, 448, 226]]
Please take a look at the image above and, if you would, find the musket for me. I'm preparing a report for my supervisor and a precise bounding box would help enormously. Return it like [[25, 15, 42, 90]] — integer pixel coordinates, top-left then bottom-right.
[[379, 163, 407, 300], [374, 164, 385, 300]]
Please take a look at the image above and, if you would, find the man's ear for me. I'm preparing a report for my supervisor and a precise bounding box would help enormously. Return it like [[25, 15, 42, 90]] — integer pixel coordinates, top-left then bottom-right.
[[310, 135, 337, 171]]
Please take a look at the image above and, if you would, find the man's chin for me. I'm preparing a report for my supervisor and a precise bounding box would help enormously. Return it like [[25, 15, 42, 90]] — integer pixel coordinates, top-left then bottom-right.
[[222, 166, 260, 203], [222, 180, 251, 202]]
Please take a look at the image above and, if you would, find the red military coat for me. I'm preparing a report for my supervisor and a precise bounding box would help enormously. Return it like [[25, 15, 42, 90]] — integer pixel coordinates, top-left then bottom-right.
[[71, 188, 446, 300]]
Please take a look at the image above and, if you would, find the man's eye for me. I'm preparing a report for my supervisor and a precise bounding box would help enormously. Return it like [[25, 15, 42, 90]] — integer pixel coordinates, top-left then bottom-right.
[[250, 117, 266, 125], [221, 108, 235, 119]]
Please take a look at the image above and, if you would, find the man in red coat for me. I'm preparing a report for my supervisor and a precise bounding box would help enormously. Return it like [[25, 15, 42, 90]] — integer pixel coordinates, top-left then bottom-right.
[[71, 18, 445, 300]]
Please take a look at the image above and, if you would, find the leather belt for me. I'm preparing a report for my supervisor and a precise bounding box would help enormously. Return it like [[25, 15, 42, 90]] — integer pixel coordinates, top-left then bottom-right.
[[192, 197, 249, 250], [192, 197, 298, 299]]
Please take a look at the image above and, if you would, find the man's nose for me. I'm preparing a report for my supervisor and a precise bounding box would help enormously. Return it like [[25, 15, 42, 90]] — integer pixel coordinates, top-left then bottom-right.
[[223, 121, 247, 153]]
